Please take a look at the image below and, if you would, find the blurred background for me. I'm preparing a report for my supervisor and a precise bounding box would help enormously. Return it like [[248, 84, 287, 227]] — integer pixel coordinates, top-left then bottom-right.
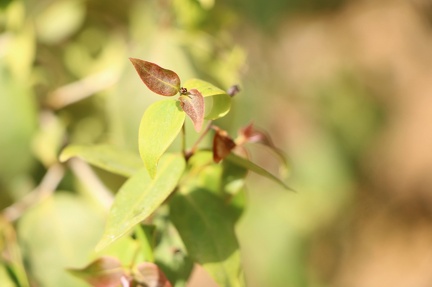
[[2, 0, 432, 286]]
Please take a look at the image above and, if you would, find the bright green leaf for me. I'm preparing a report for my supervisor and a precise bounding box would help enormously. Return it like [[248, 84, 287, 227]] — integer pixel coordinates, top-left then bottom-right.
[[183, 78, 231, 120], [225, 153, 294, 191], [60, 144, 142, 177], [170, 188, 244, 287], [139, 100, 185, 178], [96, 154, 186, 251]]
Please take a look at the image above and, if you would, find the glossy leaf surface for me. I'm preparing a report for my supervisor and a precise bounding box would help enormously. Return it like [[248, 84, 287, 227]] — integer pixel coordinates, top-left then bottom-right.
[[170, 189, 244, 287], [130, 58, 180, 96], [179, 89, 205, 132], [139, 100, 185, 178], [226, 153, 293, 191], [60, 144, 142, 177], [68, 257, 125, 287], [96, 154, 186, 251], [183, 78, 231, 120]]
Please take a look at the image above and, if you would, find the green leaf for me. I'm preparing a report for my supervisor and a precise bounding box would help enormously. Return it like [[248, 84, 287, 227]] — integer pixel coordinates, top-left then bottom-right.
[[68, 257, 125, 287], [96, 154, 186, 251], [206, 93, 231, 120], [183, 78, 231, 120], [60, 144, 142, 177], [130, 58, 180, 97], [139, 100, 185, 178], [179, 89, 204, 132], [18, 193, 105, 287], [170, 188, 244, 287], [225, 153, 294, 191]]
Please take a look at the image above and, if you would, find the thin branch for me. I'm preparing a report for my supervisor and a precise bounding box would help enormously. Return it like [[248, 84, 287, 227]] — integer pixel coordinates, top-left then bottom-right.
[[186, 121, 213, 158], [2, 164, 65, 221]]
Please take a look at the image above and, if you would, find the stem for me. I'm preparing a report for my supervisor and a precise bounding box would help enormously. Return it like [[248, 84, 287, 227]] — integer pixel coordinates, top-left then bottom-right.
[[181, 123, 186, 158], [186, 121, 213, 158]]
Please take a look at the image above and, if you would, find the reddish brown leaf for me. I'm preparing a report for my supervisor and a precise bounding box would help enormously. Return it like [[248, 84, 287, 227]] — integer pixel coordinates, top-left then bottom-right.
[[179, 89, 205, 132], [133, 262, 172, 287], [68, 256, 126, 287], [213, 128, 236, 163], [129, 58, 180, 97]]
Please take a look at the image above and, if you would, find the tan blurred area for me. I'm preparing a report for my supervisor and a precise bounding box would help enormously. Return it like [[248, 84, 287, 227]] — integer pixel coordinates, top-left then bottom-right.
[[237, 0, 432, 286]]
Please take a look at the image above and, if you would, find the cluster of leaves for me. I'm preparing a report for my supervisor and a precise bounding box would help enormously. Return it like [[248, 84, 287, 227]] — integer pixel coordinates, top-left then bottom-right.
[[59, 59, 291, 287]]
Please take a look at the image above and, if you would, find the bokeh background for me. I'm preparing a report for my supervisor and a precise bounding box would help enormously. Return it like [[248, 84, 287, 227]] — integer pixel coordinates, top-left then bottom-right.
[[2, 0, 432, 286]]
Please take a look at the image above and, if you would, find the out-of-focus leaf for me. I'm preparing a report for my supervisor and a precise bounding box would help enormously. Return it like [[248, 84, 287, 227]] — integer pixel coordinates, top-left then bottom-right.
[[134, 225, 156, 263], [179, 89, 204, 132], [96, 154, 186, 251], [0, 65, 36, 181], [18, 193, 105, 287], [130, 58, 180, 97], [32, 113, 65, 167], [153, 210, 194, 287], [139, 100, 185, 178], [226, 153, 294, 191], [183, 78, 231, 120], [213, 128, 236, 163], [170, 188, 244, 287], [237, 123, 289, 177], [68, 257, 126, 287], [0, 264, 15, 287], [35, 0, 86, 44], [221, 160, 248, 195], [60, 144, 142, 177], [0, 217, 29, 287], [134, 262, 172, 287]]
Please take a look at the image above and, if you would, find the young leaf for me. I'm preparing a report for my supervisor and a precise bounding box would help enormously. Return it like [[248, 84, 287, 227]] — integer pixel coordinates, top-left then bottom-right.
[[96, 154, 186, 251], [60, 144, 142, 177], [170, 188, 244, 287], [68, 257, 126, 287], [139, 100, 185, 178], [182, 78, 231, 120], [213, 128, 236, 163], [133, 262, 172, 287], [237, 123, 289, 176], [129, 58, 180, 97], [225, 153, 294, 191], [179, 89, 205, 132]]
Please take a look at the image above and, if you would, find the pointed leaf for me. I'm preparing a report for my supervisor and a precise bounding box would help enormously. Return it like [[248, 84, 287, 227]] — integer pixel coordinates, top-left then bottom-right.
[[225, 153, 294, 191], [213, 128, 236, 163], [130, 58, 180, 97], [68, 257, 126, 287], [170, 188, 244, 287], [179, 89, 204, 132], [96, 154, 186, 251], [134, 262, 172, 287], [139, 100, 185, 178], [238, 123, 289, 176], [60, 144, 142, 177], [183, 78, 231, 120]]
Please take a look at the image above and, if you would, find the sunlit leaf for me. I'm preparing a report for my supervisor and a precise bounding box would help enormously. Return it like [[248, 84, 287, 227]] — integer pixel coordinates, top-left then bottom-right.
[[179, 89, 204, 132], [213, 128, 236, 163], [134, 262, 172, 287], [130, 58, 180, 97], [139, 100, 185, 178], [170, 188, 244, 287], [225, 153, 294, 191], [68, 257, 126, 287], [96, 154, 186, 251], [182, 78, 231, 120], [60, 144, 142, 177]]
